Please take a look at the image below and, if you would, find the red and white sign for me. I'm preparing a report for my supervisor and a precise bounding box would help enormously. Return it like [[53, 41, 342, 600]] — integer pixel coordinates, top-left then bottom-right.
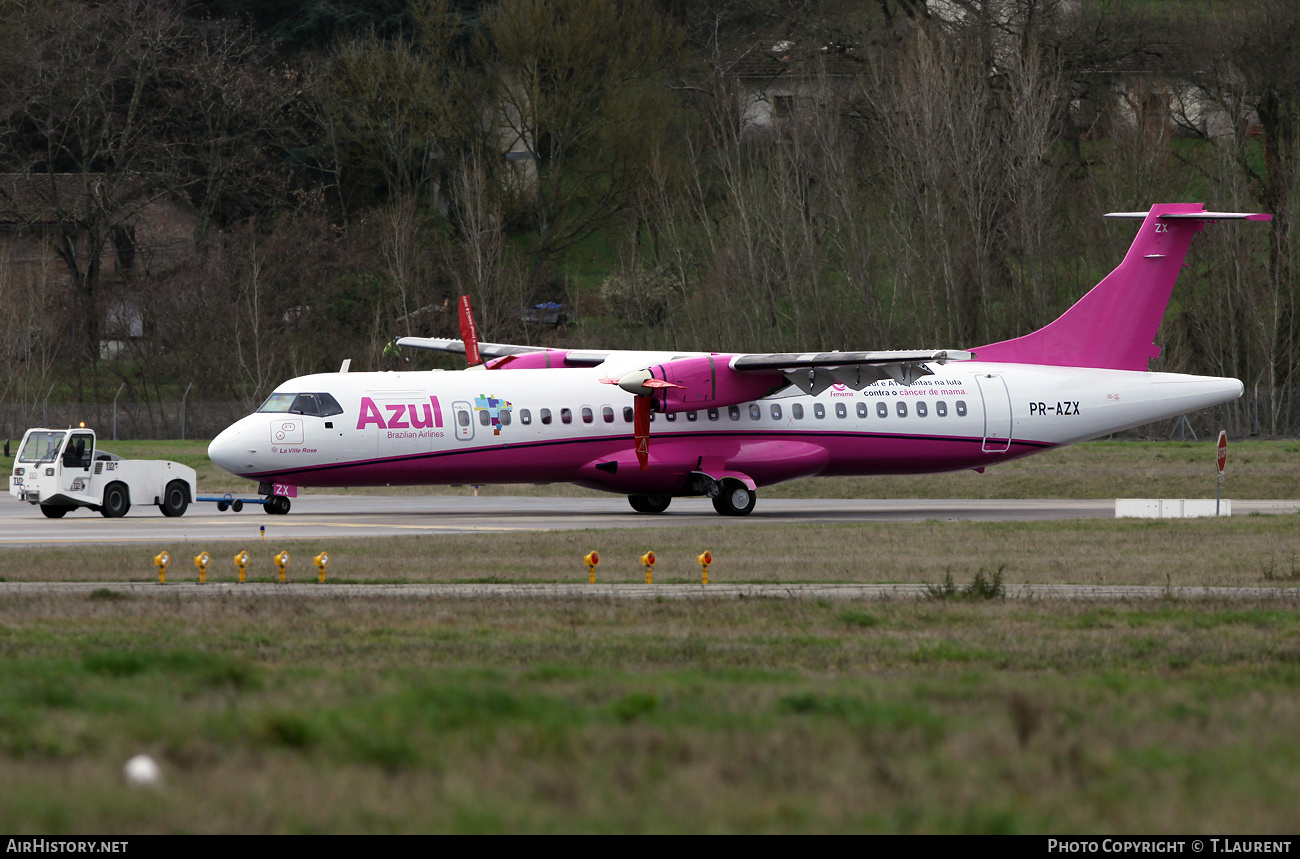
[[1216, 430, 1227, 475]]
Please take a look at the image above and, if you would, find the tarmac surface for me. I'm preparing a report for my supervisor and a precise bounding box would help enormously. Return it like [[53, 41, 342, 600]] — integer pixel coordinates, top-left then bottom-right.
[[3, 494, 1299, 548]]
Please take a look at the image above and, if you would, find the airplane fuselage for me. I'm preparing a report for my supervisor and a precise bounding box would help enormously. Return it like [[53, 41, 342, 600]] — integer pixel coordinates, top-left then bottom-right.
[[207, 355, 1242, 496]]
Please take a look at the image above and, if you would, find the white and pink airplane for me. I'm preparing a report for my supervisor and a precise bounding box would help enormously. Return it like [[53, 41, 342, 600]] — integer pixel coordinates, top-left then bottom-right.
[[208, 204, 1268, 516]]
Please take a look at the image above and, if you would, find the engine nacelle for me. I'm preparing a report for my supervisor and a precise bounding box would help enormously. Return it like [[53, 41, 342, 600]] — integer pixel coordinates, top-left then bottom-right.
[[618, 355, 785, 414]]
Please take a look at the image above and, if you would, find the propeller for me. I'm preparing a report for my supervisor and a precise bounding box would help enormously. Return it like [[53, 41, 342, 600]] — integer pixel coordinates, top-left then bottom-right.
[[599, 369, 686, 471], [458, 295, 482, 366]]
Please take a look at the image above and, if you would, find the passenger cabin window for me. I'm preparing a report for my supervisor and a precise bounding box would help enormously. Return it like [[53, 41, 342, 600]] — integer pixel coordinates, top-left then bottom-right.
[[856, 402, 868, 418], [876, 402, 888, 418], [813, 403, 825, 419], [708, 408, 720, 421], [478, 410, 490, 427], [521, 409, 532, 425], [665, 412, 676, 422], [750, 405, 761, 420], [956, 400, 968, 417], [792, 404, 804, 420], [500, 409, 511, 425], [540, 408, 552, 425], [602, 406, 614, 423], [936, 401, 947, 417], [836, 403, 847, 419], [561, 408, 573, 424], [728, 406, 740, 421], [770, 404, 782, 420], [457, 410, 471, 427], [686, 411, 698, 422], [916, 401, 928, 418], [896, 402, 908, 418], [623, 406, 634, 422], [581, 407, 593, 424]]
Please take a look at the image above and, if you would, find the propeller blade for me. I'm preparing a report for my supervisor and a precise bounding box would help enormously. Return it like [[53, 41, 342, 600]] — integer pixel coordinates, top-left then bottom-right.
[[641, 379, 684, 389], [458, 295, 482, 366], [634, 397, 650, 471], [598, 377, 621, 385]]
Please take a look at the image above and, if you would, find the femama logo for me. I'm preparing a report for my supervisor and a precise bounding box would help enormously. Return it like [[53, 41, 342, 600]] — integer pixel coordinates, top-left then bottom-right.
[[357, 396, 443, 430]]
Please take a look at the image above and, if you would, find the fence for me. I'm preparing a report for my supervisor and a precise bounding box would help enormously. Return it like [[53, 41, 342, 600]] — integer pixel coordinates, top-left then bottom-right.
[[1, 388, 1299, 444], [0, 400, 250, 443]]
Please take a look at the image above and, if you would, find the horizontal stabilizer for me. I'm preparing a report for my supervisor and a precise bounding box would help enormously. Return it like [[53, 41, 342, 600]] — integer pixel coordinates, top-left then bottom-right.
[[1105, 211, 1272, 221]]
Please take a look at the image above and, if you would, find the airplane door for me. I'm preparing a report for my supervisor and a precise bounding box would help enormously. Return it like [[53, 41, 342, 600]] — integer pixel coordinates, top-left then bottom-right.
[[976, 373, 1012, 453], [453, 401, 474, 440]]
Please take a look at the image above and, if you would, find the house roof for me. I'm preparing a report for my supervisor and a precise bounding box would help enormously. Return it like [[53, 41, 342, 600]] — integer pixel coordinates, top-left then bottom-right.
[[728, 42, 868, 80], [0, 174, 148, 223]]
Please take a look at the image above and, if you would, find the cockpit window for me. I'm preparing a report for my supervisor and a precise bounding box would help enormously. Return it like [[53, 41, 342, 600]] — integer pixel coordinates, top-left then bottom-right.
[[256, 392, 343, 417], [19, 431, 64, 463]]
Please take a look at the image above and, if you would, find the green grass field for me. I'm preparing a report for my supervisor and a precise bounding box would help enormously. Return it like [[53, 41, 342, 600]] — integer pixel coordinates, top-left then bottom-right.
[[4, 439, 1300, 833]]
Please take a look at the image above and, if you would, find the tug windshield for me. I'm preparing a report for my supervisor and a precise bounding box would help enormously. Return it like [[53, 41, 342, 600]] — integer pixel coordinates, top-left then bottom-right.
[[18, 431, 65, 464]]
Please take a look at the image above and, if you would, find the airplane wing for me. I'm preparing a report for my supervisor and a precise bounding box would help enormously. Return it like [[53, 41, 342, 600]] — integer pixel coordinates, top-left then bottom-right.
[[730, 349, 973, 394], [395, 337, 610, 367]]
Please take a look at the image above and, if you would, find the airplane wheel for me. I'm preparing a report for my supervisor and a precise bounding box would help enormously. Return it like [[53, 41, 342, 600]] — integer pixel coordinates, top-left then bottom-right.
[[100, 482, 130, 518], [628, 494, 671, 514], [711, 481, 756, 517], [40, 505, 70, 519], [159, 480, 189, 518], [265, 495, 291, 515]]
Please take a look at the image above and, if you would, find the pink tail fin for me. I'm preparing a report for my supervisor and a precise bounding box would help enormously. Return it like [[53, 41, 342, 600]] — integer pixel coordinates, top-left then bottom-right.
[[973, 204, 1269, 371]]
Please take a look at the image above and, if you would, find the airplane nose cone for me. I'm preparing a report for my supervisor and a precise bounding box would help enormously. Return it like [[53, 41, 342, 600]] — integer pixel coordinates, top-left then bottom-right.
[[208, 426, 246, 475]]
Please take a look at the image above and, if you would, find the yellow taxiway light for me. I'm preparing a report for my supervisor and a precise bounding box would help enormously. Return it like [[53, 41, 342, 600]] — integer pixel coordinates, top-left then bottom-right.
[[194, 551, 211, 584], [314, 552, 329, 584], [640, 550, 656, 584], [234, 550, 250, 584], [584, 550, 600, 583], [274, 551, 290, 583], [697, 550, 713, 585], [153, 551, 170, 584]]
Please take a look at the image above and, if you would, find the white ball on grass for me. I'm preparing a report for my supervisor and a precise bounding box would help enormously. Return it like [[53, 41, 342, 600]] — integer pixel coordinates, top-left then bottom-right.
[[123, 754, 162, 787]]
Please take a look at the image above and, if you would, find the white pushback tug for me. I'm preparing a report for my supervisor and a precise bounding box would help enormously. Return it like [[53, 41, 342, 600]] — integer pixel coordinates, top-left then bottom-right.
[[7, 426, 196, 518]]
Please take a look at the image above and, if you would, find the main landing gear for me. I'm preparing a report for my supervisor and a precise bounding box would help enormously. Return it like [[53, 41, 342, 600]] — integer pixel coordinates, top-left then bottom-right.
[[628, 494, 671, 514], [627, 480, 758, 517], [711, 480, 756, 517]]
